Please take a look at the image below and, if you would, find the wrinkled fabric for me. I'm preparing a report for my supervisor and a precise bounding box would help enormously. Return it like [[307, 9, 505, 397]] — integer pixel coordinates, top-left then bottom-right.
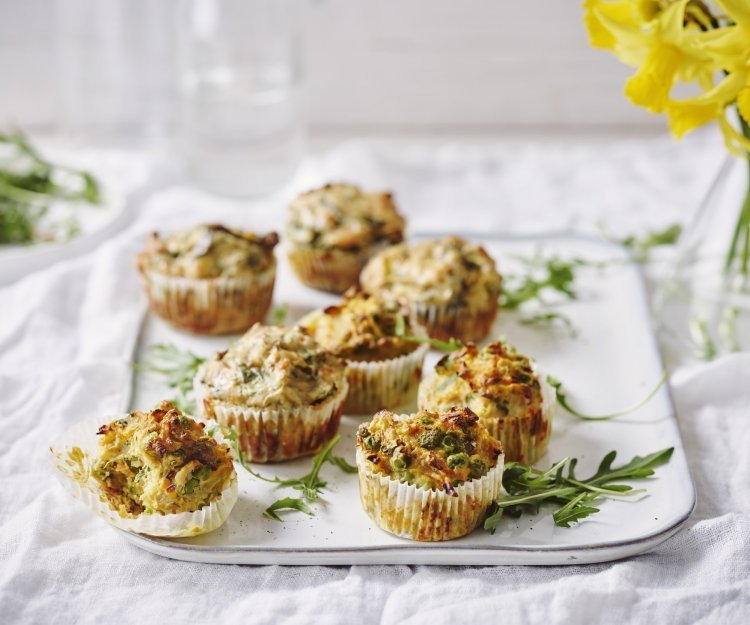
[[1, 136, 748, 625]]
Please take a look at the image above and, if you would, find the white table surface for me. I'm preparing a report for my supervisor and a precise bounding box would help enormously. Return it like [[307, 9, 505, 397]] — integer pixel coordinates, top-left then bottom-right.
[[1, 131, 748, 624]]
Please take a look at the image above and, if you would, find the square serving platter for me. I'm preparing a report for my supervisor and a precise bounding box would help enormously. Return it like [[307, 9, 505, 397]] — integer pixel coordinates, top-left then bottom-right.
[[121, 233, 695, 566]]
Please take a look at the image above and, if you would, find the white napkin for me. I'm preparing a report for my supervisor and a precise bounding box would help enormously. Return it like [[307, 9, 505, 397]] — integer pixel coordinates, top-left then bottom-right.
[[1, 137, 747, 625]]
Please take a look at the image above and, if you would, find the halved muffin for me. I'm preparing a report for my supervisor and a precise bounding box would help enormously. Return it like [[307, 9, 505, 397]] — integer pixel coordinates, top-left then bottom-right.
[[137, 224, 279, 335], [359, 236, 502, 343], [194, 324, 348, 462], [418, 341, 555, 464], [286, 183, 405, 293], [298, 290, 429, 414], [50, 401, 238, 537], [356, 407, 504, 541]]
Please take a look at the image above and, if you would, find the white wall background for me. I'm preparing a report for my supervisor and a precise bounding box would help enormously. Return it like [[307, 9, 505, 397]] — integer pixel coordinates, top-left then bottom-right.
[[0, 0, 662, 132]]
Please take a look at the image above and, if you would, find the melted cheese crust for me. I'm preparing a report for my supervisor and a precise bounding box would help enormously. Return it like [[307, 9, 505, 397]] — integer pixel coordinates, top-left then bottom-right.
[[286, 183, 405, 252], [91, 401, 234, 518], [200, 324, 347, 409], [360, 236, 502, 307], [357, 408, 503, 492], [299, 291, 421, 361], [420, 341, 544, 426], [138, 224, 278, 279]]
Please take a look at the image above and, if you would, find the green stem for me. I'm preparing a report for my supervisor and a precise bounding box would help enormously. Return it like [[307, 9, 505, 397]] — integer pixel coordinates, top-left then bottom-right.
[[724, 113, 750, 276]]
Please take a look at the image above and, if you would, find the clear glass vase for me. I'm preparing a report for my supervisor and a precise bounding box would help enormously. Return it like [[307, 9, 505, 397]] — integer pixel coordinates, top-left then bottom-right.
[[656, 152, 750, 366]]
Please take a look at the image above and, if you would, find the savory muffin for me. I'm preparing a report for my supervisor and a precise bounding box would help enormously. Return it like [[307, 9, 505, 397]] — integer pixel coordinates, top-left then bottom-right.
[[418, 341, 555, 464], [286, 183, 405, 293], [359, 236, 502, 343], [355, 407, 504, 541], [194, 324, 349, 462], [92, 401, 235, 517], [50, 401, 238, 537], [298, 290, 429, 413], [137, 224, 279, 335]]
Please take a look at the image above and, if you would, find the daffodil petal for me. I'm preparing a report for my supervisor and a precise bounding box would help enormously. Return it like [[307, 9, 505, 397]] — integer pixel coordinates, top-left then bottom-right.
[[625, 44, 682, 112], [717, 0, 750, 30], [738, 87, 750, 126]]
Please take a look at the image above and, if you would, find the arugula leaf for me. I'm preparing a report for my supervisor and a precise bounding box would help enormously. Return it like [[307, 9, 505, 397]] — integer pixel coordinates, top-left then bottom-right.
[[484, 447, 673, 531], [327, 455, 358, 474], [601, 223, 682, 262], [547, 372, 667, 421], [519, 311, 577, 336], [393, 314, 463, 352], [135, 343, 206, 414], [262, 497, 314, 521], [209, 426, 357, 520], [0, 129, 101, 244]]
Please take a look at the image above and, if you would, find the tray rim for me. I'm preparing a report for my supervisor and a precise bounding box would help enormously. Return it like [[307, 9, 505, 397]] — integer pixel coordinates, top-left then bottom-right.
[[121, 229, 697, 566]]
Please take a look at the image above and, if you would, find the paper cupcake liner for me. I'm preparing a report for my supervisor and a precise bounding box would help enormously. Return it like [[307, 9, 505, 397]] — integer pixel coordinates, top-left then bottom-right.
[[355, 447, 504, 542], [195, 373, 349, 462], [412, 299, 498, 343], [140, 264, 275, 335], [344, 342, 429, 415], [418, 362, 556, 465], [49, 418, 238, 537], [287, 246, 366, 294]]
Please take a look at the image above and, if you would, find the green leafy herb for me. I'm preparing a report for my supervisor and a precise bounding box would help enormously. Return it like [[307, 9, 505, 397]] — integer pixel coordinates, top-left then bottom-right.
[[394, 314, 463, 352], [135, 343, 206, 414], [484, 447, 674, 530], [546, 372, 667, 421], [601, 223, 682, 262], [502, 255, 581, 311], [271, 303, 288, 325], [208, 425, 356, 521], [0, 129, 101, 244], [262, 497, 314, 521], [519, 311, 577, 337]]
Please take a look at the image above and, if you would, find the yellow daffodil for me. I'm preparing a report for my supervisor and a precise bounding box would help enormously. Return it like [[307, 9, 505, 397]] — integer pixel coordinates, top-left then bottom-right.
[[584, 0, 750, 154]]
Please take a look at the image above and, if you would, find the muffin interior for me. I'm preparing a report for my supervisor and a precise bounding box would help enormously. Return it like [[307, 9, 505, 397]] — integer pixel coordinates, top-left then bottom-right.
[[91, 401, 234, 518]]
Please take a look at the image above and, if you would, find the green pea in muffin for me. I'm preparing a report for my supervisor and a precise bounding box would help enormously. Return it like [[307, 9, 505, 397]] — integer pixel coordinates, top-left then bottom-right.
[[418, 341, 555, 464], [137, 224, 279, 335], [359, 236, 502, 343], [355, 407, 504, 541], [50, 401, 238, 537], [286, 183, 406, 293], [298, 290, 429, 414], [194, 324, 349, 462]]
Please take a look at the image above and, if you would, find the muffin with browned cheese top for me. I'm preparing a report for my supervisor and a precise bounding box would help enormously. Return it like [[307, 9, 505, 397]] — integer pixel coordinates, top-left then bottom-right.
[[286, 183, 405, 293], [360, 235, 501, 342], [419, 340, 555, 464], [194, 324, 348, 462], [355, 407, 504, 541], [299, 290, 428, 413], [137, 224, 278, 334]]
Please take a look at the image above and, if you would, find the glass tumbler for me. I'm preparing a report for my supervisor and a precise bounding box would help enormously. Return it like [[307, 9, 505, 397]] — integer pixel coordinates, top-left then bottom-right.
[[178, 0, 303, 196]]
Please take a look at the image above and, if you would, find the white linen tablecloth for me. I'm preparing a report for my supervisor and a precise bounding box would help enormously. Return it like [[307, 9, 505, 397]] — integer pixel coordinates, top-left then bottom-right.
[[1, 136, 748, 624]]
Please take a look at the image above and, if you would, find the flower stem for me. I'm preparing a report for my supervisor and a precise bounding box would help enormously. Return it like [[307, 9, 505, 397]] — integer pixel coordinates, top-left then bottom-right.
[[724, 113, 750, 277]]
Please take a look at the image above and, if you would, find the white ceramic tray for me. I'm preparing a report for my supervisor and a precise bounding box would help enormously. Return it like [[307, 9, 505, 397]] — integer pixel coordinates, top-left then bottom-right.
[[122, 233, 695, 565]]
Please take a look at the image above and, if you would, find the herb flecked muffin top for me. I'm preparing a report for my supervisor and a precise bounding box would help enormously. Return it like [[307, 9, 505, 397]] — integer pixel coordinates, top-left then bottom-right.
[[138, 224, 279, 279], [420, 341, 544, 424], [359, 236, 502, 308], [356, 408, 503, 493], [199, 324, 348, 409], [298, 290, 424, 362], [91, 401, 235, 518], [286, 183, 405, 253]]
